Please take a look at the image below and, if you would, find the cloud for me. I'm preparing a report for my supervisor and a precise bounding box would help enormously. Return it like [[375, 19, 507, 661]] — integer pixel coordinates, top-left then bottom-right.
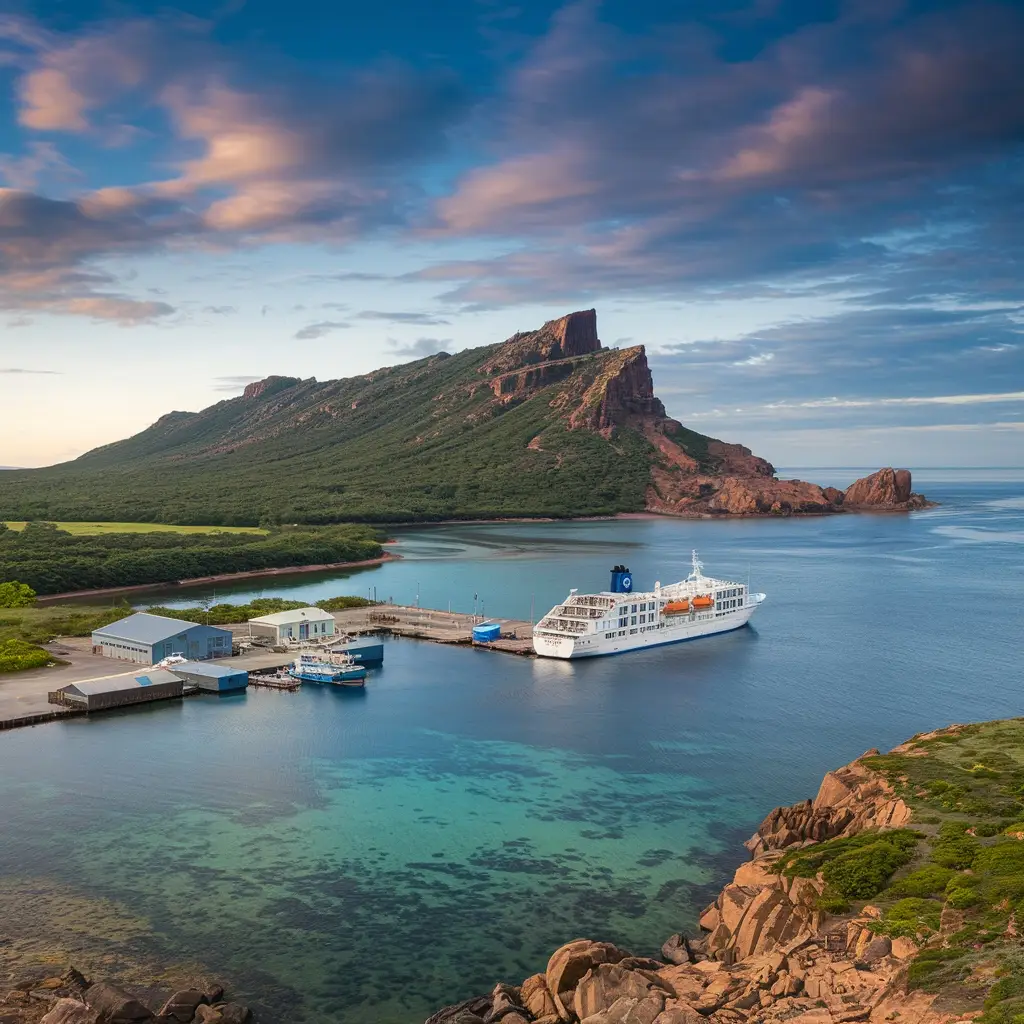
[[0, 13, 466, 319], [357, 310, 450, 325], [203, 305, 237, 315], [294, 320, 350, 339], [212, 375, 262, 393], [388, 336, 452, 359], [0, 366, 60, 374]]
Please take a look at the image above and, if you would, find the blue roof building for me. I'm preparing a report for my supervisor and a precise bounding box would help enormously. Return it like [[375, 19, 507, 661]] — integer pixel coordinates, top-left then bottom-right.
[[91, 612, 233, 665], [173, 661, 248, 692]]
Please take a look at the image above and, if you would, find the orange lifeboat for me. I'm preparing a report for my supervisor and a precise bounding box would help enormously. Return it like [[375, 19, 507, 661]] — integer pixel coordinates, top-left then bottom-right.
[[662, 600, 690, 615], [691, 594, 714, 609]]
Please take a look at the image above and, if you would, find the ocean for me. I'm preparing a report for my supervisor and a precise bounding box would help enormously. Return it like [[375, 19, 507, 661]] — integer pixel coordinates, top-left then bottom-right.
[[0, 469, 1021, 1022]]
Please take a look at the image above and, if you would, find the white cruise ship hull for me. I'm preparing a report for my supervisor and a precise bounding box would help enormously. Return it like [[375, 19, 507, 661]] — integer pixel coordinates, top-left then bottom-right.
[[533, 603, 758, 659]]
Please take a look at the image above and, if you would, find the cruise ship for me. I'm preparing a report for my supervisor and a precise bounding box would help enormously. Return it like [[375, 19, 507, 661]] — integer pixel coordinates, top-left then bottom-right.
[[532, 551, 765, 659]]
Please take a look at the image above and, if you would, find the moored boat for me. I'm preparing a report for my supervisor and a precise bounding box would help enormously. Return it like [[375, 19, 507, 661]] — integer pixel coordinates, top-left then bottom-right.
[[289, 650, 368, 686], [532, 551, 766, 659]]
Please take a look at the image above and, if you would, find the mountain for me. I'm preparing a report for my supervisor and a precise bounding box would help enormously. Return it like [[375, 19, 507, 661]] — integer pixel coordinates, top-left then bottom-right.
[[0, 310, 929, 525]]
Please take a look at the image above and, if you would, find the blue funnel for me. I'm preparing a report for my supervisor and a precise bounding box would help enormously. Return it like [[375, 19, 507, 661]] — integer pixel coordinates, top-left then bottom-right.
[[609, 566, 633, 594]]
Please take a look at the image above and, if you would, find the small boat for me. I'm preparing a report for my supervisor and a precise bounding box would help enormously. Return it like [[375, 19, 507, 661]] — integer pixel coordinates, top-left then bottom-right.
[[289, 651, 367, 687]]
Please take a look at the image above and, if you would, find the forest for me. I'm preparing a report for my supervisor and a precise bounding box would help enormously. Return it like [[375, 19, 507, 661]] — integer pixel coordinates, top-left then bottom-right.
[[0, 522, 383, 595]]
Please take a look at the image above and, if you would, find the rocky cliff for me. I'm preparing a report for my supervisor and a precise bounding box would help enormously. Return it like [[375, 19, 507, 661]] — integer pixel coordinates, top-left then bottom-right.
[[423, 721, 1024, 1024]]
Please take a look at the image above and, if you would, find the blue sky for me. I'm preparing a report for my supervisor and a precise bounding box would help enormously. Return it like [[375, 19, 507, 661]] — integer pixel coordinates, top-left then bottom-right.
[[0, 0, 1021, 468]]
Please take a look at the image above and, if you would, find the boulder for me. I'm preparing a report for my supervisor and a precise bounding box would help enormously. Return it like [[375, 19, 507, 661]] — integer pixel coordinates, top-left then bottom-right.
[[156, 991, 206, 1023], [652, 1008, 704, 1024], [520, 975, 557, 1020], [545, 940, 631, 1019], [580, 994, 664, 1024], [857, 937, 891, 964], [660, 935, 690, 966], [40, 1001, 101, 1024], [84, 983, 153, 1022], [843, 468, 916, 509], [574, 965, 661, 1021], [653, 966, 705, 1004], [213, 1006, 251, 1024], [194, 1009, 223, 1024], [202, 985, 225, 1005], [424, 998, 490, 1024]]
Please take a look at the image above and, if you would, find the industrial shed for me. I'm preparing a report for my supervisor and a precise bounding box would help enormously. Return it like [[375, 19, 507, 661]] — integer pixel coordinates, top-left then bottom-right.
[[248, 607, 335, 645], [91, 612, 233, 664], [174, 661, 248, 692], [55, 669, 183, 711]]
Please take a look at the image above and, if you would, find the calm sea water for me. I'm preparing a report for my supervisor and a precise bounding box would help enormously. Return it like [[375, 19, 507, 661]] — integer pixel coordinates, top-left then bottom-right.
[[1, 469, 1022, 1023]]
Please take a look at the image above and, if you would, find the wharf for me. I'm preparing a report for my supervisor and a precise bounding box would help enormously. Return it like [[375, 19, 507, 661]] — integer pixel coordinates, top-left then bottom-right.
[[330, 604, 536, 655]]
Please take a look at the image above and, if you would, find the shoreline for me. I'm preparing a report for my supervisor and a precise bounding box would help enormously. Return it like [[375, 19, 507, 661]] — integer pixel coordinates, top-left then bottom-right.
[[35, 551, 400, 604]]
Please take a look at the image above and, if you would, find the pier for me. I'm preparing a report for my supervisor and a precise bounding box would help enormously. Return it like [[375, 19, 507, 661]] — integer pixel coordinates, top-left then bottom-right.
[[331, 604, 535, 655]]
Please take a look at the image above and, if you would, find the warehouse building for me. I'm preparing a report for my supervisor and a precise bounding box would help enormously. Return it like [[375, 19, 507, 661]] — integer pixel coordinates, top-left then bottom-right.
[[248, 607, 335, 645], [54, 669, 184, 711], [173, 661, 248, 693], [91, 612, 233, 665]]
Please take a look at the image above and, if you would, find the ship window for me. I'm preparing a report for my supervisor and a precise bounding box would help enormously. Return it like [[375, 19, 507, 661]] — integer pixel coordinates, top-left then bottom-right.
[[630, 615, 637, 625], [639, 614, 646, 623]]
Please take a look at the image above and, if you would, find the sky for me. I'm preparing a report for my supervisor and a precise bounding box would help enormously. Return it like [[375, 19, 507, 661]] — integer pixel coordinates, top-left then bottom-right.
[[0, 0, 1021, 469]]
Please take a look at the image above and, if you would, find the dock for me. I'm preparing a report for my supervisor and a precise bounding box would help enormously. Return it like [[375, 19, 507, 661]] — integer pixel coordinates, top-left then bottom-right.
[[248, 672, 301, 691], [328, 604, 536, 655]]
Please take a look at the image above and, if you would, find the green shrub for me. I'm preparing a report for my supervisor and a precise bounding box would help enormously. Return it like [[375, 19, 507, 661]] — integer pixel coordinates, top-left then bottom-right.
[[907, 947, 971, 992], [315, 595, 376, 611], [874, 898, 943, 938], [977, 822, 1002, 837], [885, 864, 956, 899], [822, 841, 918, 899], [0, 638, 52, 673], [932, 833, 980, 869], [0, 580, 36, 607], [816, 887, 851, 914]]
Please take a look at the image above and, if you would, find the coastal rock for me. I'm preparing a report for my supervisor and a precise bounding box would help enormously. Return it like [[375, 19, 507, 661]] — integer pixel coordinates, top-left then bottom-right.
[[520, 975, 558, 1019], [40, 1000, 101, 1024], [573, 964, 663, 1020], [842, 468, 930, 510], [651, 1008, 704, 1024], [659, 935, 691, 965], [84, 983, 152, 1022], [201, 985, 225, 1005], [425, 997, 491, 1024], [156, 991, 206, 1022], [193, 1009, 222, 1024], [579, 994, 664, 1024], [545, 940, 631, 1019], [212, 1005, 250, 1024]]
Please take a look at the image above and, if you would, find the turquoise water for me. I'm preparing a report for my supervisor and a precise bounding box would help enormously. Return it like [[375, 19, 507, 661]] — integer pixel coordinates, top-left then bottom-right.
[[1, 469, 1022, 1023]]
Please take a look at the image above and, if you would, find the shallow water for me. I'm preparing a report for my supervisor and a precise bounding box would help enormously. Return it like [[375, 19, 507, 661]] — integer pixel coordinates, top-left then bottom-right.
[[1, 469, 1022, 1023]]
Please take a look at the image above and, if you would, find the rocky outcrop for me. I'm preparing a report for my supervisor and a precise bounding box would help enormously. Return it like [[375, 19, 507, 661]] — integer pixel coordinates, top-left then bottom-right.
[[1, 969, 250, 1024], [241, 376, 302, 400], [422, 746, 967, 1024], [482, 310, 601, 376], [843, 468, 932, 510]]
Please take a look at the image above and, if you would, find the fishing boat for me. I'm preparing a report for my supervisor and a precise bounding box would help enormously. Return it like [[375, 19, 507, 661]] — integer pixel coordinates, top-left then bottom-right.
[[289, 650, 367, 686], [532, 550, 766, 659]]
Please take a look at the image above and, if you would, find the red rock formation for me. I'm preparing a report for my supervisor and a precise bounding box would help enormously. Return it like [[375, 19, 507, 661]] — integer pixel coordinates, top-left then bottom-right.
[[706, 441, 775, 480], [482, 309, 601, 375], [242, 375, 301, 400], [843, 468, 930, 509]]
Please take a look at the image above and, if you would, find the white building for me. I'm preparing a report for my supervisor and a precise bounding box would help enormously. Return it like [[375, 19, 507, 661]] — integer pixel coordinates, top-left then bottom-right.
[[248, 607, 335, 645]]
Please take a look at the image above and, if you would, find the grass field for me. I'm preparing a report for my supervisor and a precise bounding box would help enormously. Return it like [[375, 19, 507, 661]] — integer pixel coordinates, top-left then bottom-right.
[[3, 521, 268, 536]]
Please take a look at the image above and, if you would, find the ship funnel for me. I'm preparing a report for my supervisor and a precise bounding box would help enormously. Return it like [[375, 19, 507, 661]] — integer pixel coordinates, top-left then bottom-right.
[[609, 565, 633, 594]]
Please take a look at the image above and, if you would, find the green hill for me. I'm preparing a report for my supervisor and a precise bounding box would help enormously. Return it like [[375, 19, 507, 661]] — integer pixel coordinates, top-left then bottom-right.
[[0, 309, 850, 525]]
